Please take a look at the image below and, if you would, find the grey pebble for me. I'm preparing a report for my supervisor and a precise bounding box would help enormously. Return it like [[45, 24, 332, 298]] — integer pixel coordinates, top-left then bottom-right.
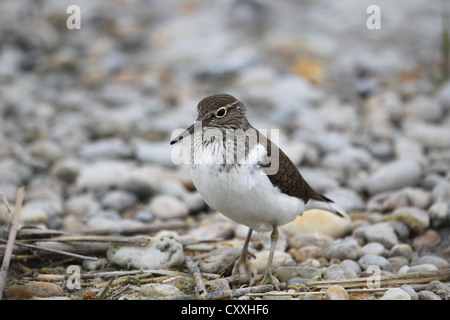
[[322, 238, 360, 261], [358, 242, 387, 258], [148, 194, 189, 219], [407, 264, 438, 273], [322, 264, 358, 280], [358, 254, 393, 272], [418, 290, 442, 300], [362, 222, 398, 249], [367, 158, 422, 195], [400, 284, 419, 300]]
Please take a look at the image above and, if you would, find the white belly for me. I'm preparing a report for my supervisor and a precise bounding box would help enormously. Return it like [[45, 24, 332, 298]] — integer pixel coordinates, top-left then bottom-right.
[[191, 163, 305, 232]]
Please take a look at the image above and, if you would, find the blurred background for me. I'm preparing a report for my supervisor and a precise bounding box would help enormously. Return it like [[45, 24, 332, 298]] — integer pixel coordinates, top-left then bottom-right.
[[0, 0, 449, 254]]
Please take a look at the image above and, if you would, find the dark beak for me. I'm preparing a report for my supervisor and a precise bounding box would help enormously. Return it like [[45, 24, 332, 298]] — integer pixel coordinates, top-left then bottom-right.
[[170, 122, 197, 145]]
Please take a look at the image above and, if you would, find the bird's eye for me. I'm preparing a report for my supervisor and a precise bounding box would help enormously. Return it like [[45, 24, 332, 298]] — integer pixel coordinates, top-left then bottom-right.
[[216, 107, 227, 118]]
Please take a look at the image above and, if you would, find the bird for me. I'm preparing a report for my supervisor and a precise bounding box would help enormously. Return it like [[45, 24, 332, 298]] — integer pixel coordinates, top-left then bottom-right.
[[170, 94, 344, 290]]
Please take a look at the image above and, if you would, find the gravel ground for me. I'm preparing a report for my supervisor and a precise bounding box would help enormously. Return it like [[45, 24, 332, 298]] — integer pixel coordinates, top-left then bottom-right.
[[0, 0, 449, 300]]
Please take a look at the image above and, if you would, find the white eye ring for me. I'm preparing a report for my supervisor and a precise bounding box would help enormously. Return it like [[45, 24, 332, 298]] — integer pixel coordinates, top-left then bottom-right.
[[216, 107, 227, 118]]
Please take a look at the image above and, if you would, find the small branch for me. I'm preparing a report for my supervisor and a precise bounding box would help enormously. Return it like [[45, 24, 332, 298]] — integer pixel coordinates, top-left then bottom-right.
[[185, 256, 207, 298], [0, 239, 98, 261], [0, 187, 25, 300]]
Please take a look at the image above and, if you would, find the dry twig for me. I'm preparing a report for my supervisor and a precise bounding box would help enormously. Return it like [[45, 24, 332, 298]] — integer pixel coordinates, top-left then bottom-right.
[[0, 187, 25, 299], [185, 255, 207, 298]]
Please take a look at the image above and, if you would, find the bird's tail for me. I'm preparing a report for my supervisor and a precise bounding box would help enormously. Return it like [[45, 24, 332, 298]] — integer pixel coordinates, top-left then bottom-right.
[[306, 194, 345, 218]]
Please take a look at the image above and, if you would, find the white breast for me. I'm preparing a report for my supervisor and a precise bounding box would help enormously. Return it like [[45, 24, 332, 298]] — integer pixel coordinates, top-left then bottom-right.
[[191, 142, 305, 232]]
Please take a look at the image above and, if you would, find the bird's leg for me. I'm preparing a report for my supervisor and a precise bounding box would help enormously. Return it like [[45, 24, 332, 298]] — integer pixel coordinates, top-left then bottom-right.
[[220, 228, 257, 281], [252, 226, 281, 290]]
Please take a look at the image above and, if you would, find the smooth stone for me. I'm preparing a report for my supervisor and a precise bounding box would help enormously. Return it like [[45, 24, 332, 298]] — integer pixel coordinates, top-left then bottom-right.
[[362, 222, 398, 249], [148, 195, 189, 219], [412, 230, 440, 251], [389, 244, 413, 261], [101, 190, 137, 212], [384, 207, 430, 234], [51, 157, 82, 183], [406, 122, 450, 149], [388, 256, 409, 272], [358, 242, 387, 258], [276, 266, 321, 282], [288, 246, 322, 263], [253, 250, 295, 274], [140, 283, 181, 298], [425, 281, 450, 300], [107, 231, 184, 270], [411, 256, 449, 269], [288, 232, 334, 249], [205, 279, 230, 292], [76, 161, 135, 190], [322, 238, 360, 261], [367, 158, 422, 194], [340, 259, 362, 274], [322, 264, 358, 280], [200, 246, 241, 274], [404, 96, 444, 122], [406, 264, 438, 273], [187, 221, 234, 242], [418, 290, 442, 300], [135, 141, 173, 165], [281, 209, 351, 238], [5, 282, 64, 299], [381, 288, 411, 300], [65, 194, 101, 217], [78, 138, 132, 160], [358, 254, 393, 271], [324, 285, 349, 300], [429, 201, 449, 228], [400, 284, 418, 300], [19, 205, 48, 224]]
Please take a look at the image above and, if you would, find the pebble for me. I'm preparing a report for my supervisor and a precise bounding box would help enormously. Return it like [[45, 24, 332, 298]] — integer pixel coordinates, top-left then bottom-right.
[[324, 285, 349, 300], [411, 256, 449, 269], [322, 238, 360, 261], [367, 158, 422, 195], [358, 242, 387, 258], [148, 195, 189, 219], [288, 232, 334, 249], [381, 288, 411, 300], [389, 244, 413, 261], [412, 230, 440, 251], [322, 264, 358, 280], [140, 283, 181, 298], [384, 207, 430, 234], [5, 282, 64, 299], [253, 251, 295, 274], [281, 209, 352, 238], [425, 281, 450, 300], [101, 190, 138, 212], [358, 254, 393, 272], [418, 291, 442, 300], [276, 266, 321, 282], [406, 264, 438, 273], [400, 284, 419, 300], [107, 231, 184, 270], [362, 222, 398, 249]]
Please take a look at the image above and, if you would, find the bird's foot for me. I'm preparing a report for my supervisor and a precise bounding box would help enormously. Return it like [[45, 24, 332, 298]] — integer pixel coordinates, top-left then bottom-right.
[[220, 249, 257, 283], [251, 268, 281, 291]]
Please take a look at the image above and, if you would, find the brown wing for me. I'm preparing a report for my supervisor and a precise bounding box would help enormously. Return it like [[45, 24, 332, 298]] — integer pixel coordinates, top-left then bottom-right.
[[257, 132, 331, 204]]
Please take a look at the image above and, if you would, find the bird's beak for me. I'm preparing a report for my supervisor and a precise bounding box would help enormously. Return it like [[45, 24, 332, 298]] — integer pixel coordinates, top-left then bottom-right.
[[170, 121, 200, 145]]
